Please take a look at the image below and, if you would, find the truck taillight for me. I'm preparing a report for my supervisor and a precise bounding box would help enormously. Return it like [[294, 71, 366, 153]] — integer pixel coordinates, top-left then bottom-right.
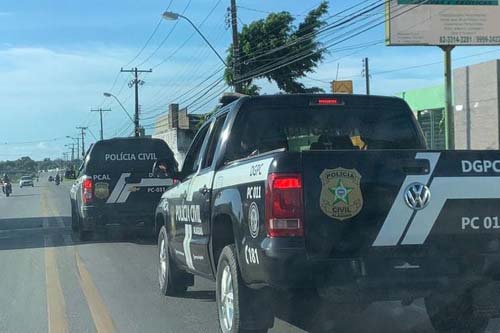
[[82, 178, 93, 204], [265, 173, 304, 237]]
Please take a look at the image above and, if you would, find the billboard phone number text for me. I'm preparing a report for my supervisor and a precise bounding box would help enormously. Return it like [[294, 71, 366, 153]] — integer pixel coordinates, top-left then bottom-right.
[[440, 35, 500, 44]]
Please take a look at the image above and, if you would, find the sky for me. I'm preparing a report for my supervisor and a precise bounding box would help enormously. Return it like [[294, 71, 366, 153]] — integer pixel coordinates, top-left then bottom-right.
[[1, 0, 499, 161]]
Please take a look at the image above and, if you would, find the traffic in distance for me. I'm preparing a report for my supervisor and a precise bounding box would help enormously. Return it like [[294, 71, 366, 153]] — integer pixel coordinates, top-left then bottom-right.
[[64, 93, 500, 332]]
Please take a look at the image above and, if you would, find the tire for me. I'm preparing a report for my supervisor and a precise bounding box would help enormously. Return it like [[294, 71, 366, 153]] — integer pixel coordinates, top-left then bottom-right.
[[158, 226, 193, 296], [5, 192, 9, 197], [425, 292, 488, 333], [79, 229, 93, 241], [216, 245, 273, 333], [78, 216, 93, 241], [71, 205, 79, 231]]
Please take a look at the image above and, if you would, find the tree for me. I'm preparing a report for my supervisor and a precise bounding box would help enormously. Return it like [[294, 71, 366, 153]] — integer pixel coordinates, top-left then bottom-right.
[[225, 2, 328, 95]]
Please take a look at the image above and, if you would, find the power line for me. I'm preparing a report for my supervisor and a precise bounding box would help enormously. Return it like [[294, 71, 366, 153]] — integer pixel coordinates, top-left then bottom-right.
[[151, 0, 223, 69], [237, 0, 385, 67], [236, 0, 381, 65], [233, 1, 429, 85], [135, 0, 193, 67], [141, 2, 385, 118], [141, 26, 229, 110], [0, 137, 67, 146]]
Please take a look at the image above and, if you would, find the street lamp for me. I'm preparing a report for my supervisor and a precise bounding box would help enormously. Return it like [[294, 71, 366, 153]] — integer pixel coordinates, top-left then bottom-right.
[[103, 92, 135, 124], [162, 11, 228, 68]]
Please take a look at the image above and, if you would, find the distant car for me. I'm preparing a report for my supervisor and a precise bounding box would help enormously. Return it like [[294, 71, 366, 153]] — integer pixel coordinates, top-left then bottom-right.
[[48, 176, 54, 182], [64, 169, 76, 179], [19, 176, 34, 188]]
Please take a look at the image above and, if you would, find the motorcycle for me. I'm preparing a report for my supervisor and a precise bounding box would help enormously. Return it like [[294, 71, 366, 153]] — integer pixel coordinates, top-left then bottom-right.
[[55, 178, 60, 186], [3, 182, 12, 197]]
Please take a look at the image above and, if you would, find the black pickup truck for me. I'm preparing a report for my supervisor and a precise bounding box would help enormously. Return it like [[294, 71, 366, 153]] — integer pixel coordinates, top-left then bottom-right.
[[155, 94, 500, 332]]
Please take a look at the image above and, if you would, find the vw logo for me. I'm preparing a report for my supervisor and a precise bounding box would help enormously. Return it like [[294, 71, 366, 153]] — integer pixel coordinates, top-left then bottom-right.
[[404, 183, 431, 210]]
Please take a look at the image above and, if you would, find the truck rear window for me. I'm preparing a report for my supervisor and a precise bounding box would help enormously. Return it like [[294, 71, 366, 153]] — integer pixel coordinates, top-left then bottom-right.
[[225, 103, 423, 161]]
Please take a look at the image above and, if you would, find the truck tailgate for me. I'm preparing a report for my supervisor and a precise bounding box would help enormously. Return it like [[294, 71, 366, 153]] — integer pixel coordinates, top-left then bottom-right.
[[301, 150, 500, 260]]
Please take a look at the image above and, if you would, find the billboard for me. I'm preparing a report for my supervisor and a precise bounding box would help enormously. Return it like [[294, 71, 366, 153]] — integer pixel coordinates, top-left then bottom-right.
[[386, 0, 500, 45], [331, 80, 353, 94]]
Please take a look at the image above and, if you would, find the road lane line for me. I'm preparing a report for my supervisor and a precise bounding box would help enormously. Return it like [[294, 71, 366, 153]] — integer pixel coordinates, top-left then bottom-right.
[[75, 252, 117, 333], [43, 187, 116, 333], [44, 236, 69, 333], [42, 190, 69, 333]]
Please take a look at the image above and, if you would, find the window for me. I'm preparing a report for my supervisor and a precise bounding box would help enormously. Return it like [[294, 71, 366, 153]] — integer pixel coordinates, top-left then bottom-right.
[[202, 115, 227, 169], [181, 124, 210, 177], [224, 104, 423, 163]]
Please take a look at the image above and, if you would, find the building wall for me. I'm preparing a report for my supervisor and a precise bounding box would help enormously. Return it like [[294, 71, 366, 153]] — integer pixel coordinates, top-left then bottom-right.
[[153, 104, 197, 169], [398, 59, 500, 150], [397, 85, 446, 149], [454, 60, 500, 150]]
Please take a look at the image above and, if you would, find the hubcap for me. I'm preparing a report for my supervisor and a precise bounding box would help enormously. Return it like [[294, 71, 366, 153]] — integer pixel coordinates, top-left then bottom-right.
[[159, 238, 167, 286], [220, 265, 234, 331]]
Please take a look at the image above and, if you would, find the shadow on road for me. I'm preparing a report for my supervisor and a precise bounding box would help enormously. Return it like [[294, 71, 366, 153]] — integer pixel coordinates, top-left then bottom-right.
[[181, 290, 216, 302], [8, 194, 40, 198], [0, 215, 157, 251], [270, 289, 434, 333]]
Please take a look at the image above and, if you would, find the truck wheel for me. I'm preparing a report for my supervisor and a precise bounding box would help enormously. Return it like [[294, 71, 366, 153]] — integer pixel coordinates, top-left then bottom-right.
[[78, 217, 93, 241], [425, 292, 488, 333], [216, 245, 273, 333], [71, 206, 79, 231], [158, 226, 193, 296]]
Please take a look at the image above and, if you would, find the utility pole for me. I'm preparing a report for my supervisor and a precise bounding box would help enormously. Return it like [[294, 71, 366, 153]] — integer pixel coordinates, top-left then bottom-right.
[[441, 45, 455, 150], [362, 57, 370, 95], [120, 67, 152, 137], [91, 108, 112, 140], [75, 137, 80, 159], [65, 143, 75, 161], [76, 127, 87, 158], [230, 0, 242, 93]]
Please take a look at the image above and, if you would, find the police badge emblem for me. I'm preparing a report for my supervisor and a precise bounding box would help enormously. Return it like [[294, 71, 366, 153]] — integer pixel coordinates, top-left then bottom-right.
[[319, 168, 363, 221], [94, 182, 110, 199]]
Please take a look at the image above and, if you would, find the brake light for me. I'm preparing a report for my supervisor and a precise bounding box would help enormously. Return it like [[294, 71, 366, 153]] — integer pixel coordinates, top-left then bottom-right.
[[82, 178, 93, 204], [265, 173, 304, 237], [317, 98, 342, 105]]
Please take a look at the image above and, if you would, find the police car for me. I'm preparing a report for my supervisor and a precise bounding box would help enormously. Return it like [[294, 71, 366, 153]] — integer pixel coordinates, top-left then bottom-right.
[[155, 94, 500, 332], [70, 137, 177, 240]]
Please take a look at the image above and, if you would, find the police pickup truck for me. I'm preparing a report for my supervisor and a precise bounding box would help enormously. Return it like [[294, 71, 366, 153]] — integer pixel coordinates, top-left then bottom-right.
[[155, 94, 500, 332], [70, 137, 177, 240]]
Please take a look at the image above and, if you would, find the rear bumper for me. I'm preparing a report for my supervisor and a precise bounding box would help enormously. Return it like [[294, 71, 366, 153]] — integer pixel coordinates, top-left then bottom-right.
[[243, 238, 500, 302], [80, 205, 154, 230]]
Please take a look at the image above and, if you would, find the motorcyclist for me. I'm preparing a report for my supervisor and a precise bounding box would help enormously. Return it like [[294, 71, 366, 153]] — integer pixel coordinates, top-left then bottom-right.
[[55, 173, 60, 184], [2, 173, 10, 193]]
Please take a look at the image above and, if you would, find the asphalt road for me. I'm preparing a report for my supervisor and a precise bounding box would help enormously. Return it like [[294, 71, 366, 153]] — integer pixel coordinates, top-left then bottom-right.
[[0, 178, 498, 332]]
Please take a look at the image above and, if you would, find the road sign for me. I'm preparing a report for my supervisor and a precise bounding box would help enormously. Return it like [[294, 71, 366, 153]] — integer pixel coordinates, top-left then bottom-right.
[[386, 0, 500, 46], [331, 80, 353, 94]]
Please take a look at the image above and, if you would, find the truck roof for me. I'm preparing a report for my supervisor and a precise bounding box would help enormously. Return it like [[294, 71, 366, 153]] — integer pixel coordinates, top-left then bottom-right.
[[214, 93, 408, 119]]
